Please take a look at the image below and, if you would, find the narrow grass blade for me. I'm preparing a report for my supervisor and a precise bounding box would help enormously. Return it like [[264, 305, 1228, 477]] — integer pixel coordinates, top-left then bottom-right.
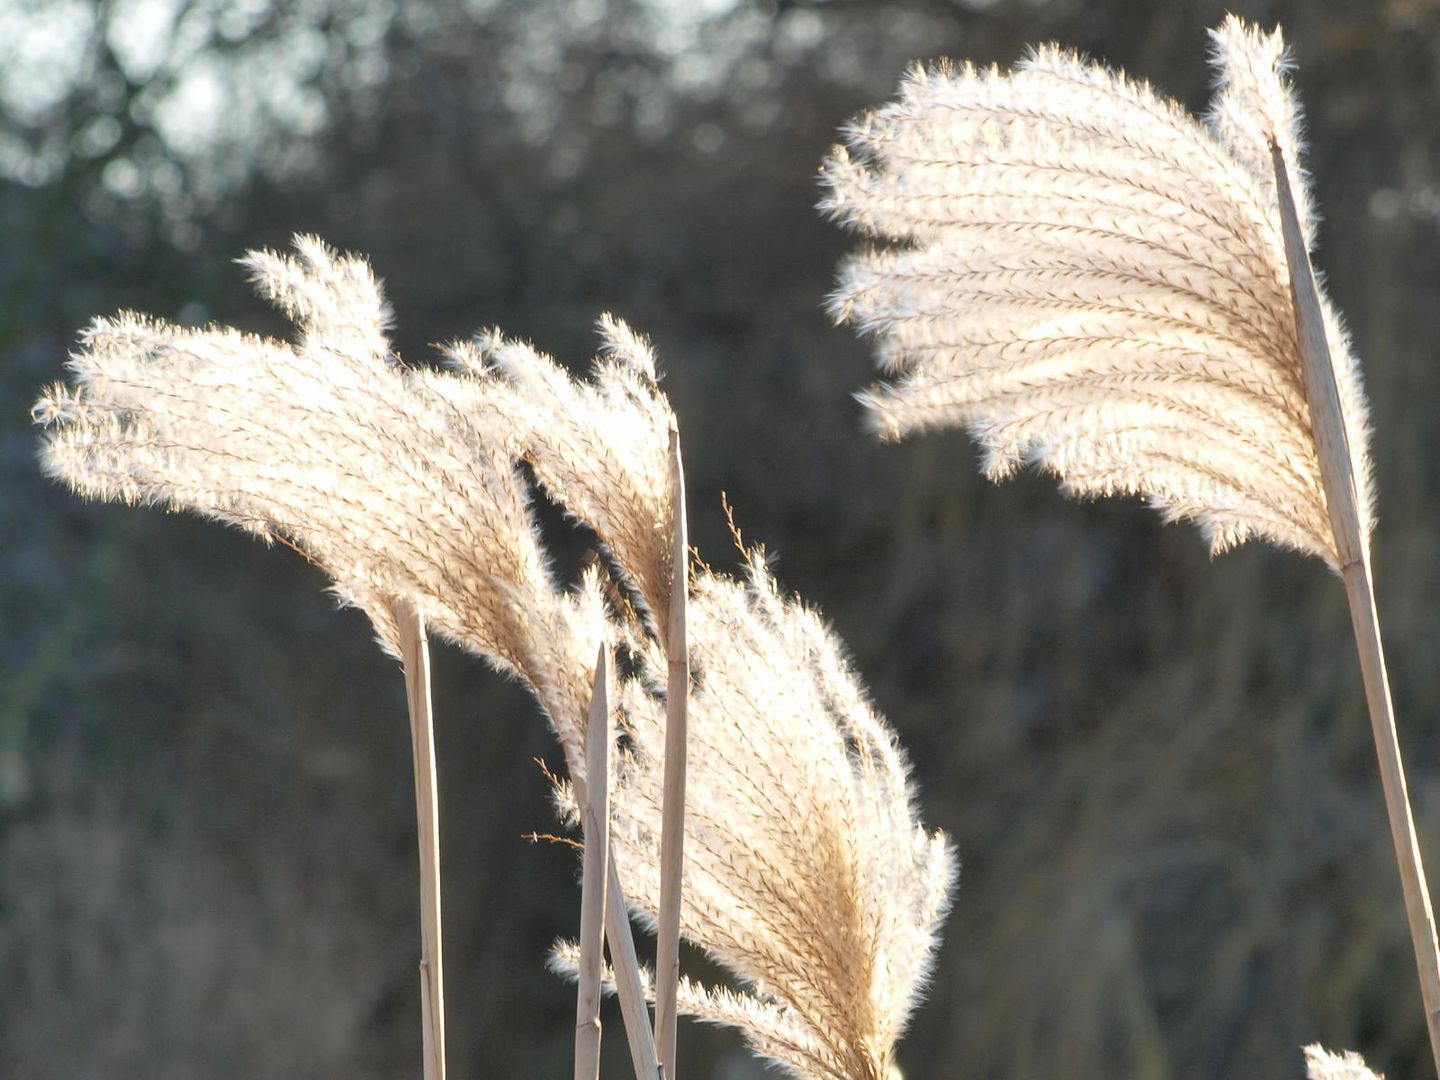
[[1270, 140, 1365, 569], [654, 425, 689, 1078], [604, 859, 661, 1080], [1342, 559, 1440, 1069], [569, 735, 660, 1078], [576, 644, 611, 1080], [1274, 141, 1440, 1071], [395, 598, 445, 1080]]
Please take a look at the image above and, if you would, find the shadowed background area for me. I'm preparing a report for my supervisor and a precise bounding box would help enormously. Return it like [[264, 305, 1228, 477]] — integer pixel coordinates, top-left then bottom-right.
[[3, 0, 1439, 1077]]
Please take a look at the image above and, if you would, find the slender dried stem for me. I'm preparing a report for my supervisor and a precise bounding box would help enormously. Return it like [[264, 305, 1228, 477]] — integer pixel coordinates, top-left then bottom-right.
[[576, 644, 611, 1080], [654, 426, 689, 1078], [603, 859, 661, 1080], [395, 599, 445, 1080], [1274, 142, 1440, 1073], [1343, 560, 1440, 1069], [570, 747, 660, 1079]]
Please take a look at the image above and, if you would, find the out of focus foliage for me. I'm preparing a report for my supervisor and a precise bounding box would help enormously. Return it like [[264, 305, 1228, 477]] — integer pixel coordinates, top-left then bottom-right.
[[4, 1, 1440, 1077]]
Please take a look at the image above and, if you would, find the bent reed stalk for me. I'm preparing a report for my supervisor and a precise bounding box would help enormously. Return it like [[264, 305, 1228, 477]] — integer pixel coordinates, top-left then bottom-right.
[[1273, 140, 1440, 1064], [824, 15, 1436, 1073]]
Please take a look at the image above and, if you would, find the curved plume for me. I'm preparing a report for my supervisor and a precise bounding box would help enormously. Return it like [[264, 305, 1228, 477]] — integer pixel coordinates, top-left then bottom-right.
[[33, 237, 606, 749], [1304, 1045, 1383, 1080], [442, 318, 676, 634], [821, 15, 1372, 570], [553, 552, 955, 1080], [824, 17, 1440, 1072]]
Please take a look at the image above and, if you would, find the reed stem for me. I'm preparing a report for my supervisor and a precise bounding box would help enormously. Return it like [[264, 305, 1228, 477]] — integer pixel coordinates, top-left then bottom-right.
[[395, 599, 445, 1080], [655, 426, 689, 1078], [575, 644, 611, 1080], [604, 859, 660, 1080], [1343, 560, 1440, 1070], [567, 743, 660, 1078], [1273, 140, 1440, 1074]]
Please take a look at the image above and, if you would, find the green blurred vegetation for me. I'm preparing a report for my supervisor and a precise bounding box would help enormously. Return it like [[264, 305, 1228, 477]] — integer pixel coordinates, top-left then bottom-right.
[[3, 0, 1440, 1077]]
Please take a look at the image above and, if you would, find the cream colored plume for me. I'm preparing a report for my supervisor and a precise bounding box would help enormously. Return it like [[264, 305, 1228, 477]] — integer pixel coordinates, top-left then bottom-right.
[[1304, 1044, 1384, 1080], [553, 550, 955, 1080], [822, 15, 1373, 569], [442, 317, 676, 631], [31, 237, 668, 760], [826, 19, 1440, 1075]]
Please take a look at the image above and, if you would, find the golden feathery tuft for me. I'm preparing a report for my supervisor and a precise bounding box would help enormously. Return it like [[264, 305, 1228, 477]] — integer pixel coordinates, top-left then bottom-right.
[[821, 15, 1372, 570], [1304, 1045, 1384, 1080], [552, 552, 955, 1080], [824, 16, 1440, 1072]]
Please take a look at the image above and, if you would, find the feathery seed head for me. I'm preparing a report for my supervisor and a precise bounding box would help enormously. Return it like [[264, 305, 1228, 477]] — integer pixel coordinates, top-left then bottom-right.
[[240, 233, 395, 361], [823, 17, 1373, 570], [35, 238, 616, 759], [1304, 1045, 1384, 1080], [1206, 16, 1315, 243], [556, 550, 956, 1080], [442, 314, 676, 633]]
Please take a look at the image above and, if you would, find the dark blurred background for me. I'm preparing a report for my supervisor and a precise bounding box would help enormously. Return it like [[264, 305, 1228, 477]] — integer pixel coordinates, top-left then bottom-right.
[[3, 0, 1439, 1077]]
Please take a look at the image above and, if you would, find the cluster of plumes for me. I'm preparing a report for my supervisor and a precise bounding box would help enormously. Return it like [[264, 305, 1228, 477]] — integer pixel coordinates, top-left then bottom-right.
[[1305, 1045, 1383, 1080], [821, 15, 1373, 570], [34, 236, 954, 1079], [554, 550, 955, 1080]]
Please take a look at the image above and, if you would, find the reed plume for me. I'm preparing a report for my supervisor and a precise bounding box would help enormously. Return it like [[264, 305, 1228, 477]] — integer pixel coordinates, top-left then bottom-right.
[[35, 235, 954, 1079], [31, 238, 688, 764], [1306, 1045, 1383, 1080], [444, 318, 676, 635], [822, 16, 1369, 568], [824, 15, 1440, 1073], [552, 549, 955, 1080]]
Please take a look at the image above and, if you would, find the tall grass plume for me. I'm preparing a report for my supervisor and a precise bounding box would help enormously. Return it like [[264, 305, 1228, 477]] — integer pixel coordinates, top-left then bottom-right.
[[823, 15, 1438, 1071]]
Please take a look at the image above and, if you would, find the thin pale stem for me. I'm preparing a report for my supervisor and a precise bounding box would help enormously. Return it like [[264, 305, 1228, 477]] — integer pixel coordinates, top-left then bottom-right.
[[1344, 560, 1440, 1067], [395, 599, 445, 1080], [1274, 142, 1440, 1073], [569, 754, 661, 1079], [655, 425, 689, 1079], [576, 644, 611, 1080], [604, 859, 660, 1080]]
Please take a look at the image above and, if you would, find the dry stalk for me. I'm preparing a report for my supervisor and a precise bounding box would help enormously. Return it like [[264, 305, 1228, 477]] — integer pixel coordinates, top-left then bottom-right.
[[576, 644, 612, 1080], [568, 729, 660, 1079], [395, 598, 445, 1080], [654, 425, 689, 1077], [1273, 142, 1440, 1073], [603, 861, 660, 1080]]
